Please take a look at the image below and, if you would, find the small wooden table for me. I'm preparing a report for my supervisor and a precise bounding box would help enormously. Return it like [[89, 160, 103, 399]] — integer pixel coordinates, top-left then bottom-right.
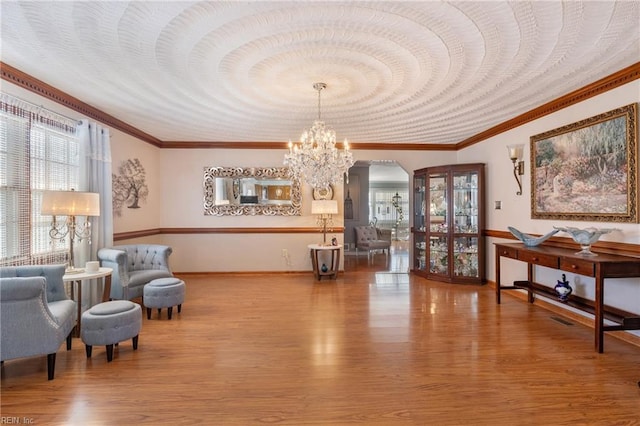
[[63, 267, 113, 337], [308, 244, 341, 280], [495, 242, 640, 353]]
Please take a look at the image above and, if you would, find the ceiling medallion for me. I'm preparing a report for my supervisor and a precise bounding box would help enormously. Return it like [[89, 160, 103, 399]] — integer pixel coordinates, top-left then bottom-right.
[[284, 82, 354, 190]]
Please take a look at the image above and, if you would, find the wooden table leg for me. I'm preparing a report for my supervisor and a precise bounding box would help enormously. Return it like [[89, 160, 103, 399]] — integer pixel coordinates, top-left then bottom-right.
[[595, 267, 605, 353], [495, 248, 501, 304], [75, 280, 82, 338], [527, 263, 535, 303], [102, 275, 112, 302], [310, 249, 319, 280]]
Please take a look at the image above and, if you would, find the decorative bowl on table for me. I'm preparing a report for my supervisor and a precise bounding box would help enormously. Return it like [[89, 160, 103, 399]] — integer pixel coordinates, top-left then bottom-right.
[[553, 226, 619, 256], [508, 227, 558, 247]]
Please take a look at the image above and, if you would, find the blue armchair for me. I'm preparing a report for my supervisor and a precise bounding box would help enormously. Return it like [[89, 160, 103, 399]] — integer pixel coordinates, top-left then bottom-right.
[[0, 264, 77, 380], [97, 244, 173, 300]]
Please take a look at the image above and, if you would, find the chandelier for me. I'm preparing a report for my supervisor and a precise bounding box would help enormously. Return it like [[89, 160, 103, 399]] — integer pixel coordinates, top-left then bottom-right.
[[284, 82, 354, 190]]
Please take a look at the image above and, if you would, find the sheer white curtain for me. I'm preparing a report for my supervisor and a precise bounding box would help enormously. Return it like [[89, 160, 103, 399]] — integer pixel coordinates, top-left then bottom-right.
[[77, 120, 113, 306]]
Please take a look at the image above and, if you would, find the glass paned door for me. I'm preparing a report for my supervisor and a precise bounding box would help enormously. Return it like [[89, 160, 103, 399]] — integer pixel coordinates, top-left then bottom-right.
[[429, 236, 448, 275], [414, 233, 426, 271], [453, 171, 478, 234], [428, 173, 447, 233], [413, 175, 426, 232], [453, 237, 479, 278]]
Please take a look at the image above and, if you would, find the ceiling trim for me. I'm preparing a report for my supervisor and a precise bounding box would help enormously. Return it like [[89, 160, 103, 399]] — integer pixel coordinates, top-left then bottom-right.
[[2, 61, 638, 151], [0, 61, 164, 147]]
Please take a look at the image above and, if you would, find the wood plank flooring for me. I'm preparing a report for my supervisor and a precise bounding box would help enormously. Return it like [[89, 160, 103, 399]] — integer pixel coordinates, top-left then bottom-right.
[[2, 249, 639, 425]]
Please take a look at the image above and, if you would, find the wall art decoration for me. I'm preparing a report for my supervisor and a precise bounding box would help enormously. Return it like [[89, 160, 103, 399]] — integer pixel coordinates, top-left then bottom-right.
[[112, 158, 149, 216], [531, 103, 637, 222], [344, 175, 360, 221]]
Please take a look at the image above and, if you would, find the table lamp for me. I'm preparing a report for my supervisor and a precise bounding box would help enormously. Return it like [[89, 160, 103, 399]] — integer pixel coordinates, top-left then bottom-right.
[[41, 189, 100, 273], [311, 200, 338, 245]]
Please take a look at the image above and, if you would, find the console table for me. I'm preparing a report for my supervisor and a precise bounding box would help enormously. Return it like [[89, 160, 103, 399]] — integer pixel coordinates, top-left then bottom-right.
[[308, 244, 341, 280], [495, 242, 640, 353]]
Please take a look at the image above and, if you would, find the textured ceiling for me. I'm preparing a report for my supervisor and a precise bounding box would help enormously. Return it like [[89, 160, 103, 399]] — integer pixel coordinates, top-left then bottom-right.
[[1, 1, 639, 145]]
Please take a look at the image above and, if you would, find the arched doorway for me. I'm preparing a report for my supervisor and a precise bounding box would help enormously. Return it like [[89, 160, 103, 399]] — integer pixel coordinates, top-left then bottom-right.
[[343, 160, 409, 272]]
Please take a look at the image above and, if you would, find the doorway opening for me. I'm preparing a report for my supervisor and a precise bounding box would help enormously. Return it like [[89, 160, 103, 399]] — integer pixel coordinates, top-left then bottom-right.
[[343, 160, 409, 273]]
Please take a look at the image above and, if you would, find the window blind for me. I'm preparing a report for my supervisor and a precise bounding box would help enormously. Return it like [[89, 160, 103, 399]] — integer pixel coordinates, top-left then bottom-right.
[[1, 93, 79, 266]]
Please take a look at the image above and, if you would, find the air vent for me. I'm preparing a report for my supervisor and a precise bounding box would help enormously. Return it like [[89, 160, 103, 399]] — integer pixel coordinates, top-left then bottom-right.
[[550, 316, 574, 326]]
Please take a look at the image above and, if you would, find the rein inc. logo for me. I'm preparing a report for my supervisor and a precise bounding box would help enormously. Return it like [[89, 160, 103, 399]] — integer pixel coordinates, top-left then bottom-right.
[[1, 417, 34, 424]]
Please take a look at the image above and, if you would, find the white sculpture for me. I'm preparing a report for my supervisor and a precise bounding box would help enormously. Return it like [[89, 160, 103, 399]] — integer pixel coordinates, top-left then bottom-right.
[[553, 226, 619, 256], [508, 227, 558, 247]]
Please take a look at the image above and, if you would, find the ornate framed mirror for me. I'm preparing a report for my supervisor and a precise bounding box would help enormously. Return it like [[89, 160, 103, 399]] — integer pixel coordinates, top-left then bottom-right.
[[203, 167, 301, 216]]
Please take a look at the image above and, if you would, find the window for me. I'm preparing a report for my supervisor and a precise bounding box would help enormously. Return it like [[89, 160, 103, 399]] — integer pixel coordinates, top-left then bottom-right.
[[1, 94, 79, 265], [369, 187, 409, 238]]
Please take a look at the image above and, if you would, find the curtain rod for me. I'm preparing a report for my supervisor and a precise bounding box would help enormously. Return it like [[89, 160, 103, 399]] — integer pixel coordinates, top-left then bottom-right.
[[1, 91, 81, 125]]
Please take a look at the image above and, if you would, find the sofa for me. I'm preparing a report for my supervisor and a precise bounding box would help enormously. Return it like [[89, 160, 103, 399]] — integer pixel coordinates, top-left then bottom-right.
[[0, 264, 77, 380], [97, 244, 173, 300]]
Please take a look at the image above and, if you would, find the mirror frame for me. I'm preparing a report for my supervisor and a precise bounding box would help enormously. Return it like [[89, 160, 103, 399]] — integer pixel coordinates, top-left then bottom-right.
[[203, 166, 302, 216]]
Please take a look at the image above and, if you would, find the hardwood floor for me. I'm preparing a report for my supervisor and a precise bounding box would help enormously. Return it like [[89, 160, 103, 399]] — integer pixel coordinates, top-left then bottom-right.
[[2, 248, 639, 425]]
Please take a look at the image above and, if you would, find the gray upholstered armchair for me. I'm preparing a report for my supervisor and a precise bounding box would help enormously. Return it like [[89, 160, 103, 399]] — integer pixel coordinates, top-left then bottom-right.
[[354, 225, 391, 256], [0, 264, 77, 380], [97, 244, 173, 300]]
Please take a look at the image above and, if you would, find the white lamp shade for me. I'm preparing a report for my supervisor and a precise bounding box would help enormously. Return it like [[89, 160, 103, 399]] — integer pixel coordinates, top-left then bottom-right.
[[311, 199, 338, 215], [41, 190, 100, 216], [507, 144, 525, 161]]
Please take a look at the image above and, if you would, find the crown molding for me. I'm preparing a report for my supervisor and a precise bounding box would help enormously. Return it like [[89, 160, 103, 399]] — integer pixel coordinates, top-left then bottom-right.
[[456, 62, 640, 149], [2, 60, 638, 151], [0, 61, 164, 147]]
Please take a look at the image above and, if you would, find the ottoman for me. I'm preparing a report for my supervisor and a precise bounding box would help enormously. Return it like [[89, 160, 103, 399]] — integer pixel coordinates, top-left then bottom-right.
[[143, 277, 186, 320], [81, 300, 142, 362]]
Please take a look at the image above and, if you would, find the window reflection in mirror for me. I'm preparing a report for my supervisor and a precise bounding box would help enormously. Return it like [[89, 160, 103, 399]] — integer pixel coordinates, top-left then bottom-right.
[[203, 167, 301, 216]]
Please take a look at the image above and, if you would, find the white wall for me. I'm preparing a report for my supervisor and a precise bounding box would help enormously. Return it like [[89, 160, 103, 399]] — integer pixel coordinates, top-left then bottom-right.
[[148, 147, 456, 272], [457, 80, 640, 321], [109, 131, 164, 232]]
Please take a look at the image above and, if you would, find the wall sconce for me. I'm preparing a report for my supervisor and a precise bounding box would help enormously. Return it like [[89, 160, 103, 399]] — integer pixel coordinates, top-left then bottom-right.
[[41, 189, 100, 273], [507, 144, 525, 195], [311, 200, 338, 245]]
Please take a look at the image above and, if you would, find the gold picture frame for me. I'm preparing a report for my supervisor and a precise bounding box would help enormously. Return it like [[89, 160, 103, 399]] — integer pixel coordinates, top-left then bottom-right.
[[530, 103, 638, 222]]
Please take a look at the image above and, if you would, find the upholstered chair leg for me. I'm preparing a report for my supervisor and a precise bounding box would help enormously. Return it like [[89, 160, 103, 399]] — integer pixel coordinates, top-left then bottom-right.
[[106, 344, 114, 362], [157, 308, 161, 317], [146, 307, 151, 319], [178, 304, 182, 313], [85, 345, 92, 358], [132, 335, 139, 350], [67, 333, 72, 350], [47, 353, 56, 380], [168, 306, 173, 320]]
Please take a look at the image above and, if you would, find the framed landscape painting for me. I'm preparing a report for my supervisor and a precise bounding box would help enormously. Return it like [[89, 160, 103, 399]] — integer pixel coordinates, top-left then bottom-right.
[[530, 103, 637, 222]]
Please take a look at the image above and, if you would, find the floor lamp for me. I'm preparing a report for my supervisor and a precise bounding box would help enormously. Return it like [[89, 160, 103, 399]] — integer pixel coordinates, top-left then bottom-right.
[[311, 200, 338, 245], [41, 189, 100, 274]]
